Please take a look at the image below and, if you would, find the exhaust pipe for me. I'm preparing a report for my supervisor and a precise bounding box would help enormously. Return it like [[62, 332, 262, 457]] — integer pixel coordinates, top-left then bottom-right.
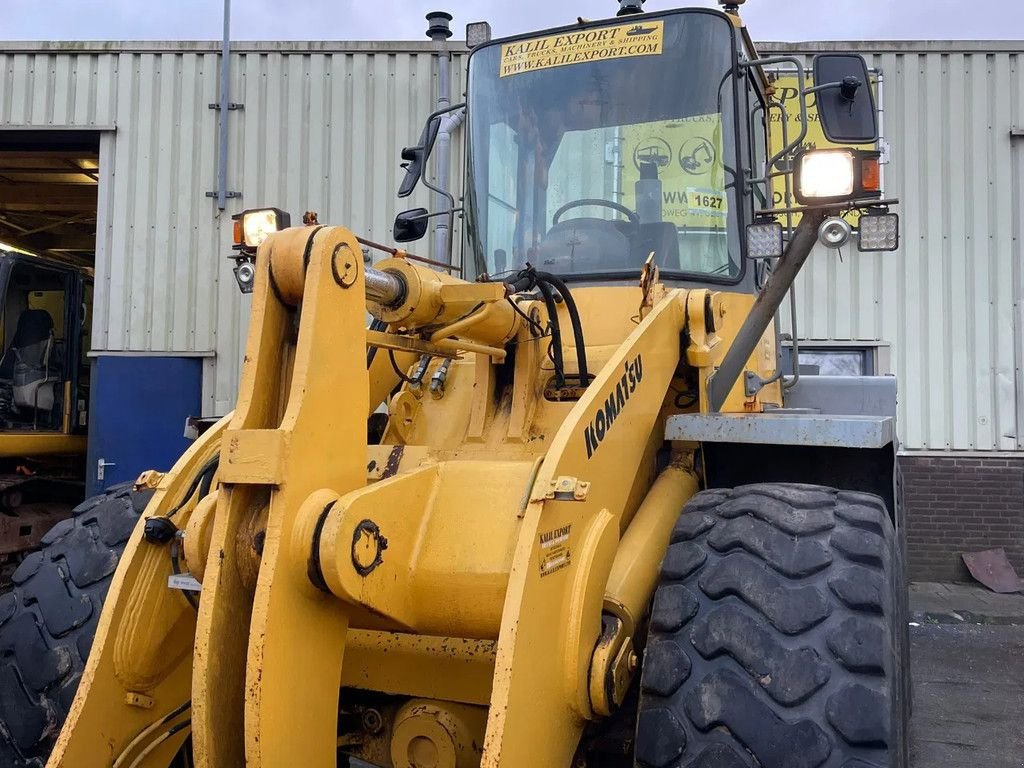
[[617, 0, 645, 15]]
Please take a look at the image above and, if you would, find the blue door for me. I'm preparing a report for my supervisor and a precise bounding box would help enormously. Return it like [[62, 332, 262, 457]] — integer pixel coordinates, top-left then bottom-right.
[[86, 355, 203, 495]]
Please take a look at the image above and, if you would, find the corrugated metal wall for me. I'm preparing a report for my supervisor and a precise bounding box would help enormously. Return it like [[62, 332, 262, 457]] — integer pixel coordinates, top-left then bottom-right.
[[765, 42, 1023, 452], [0, 41, 467, 414], [1, 40, 1021, 452]]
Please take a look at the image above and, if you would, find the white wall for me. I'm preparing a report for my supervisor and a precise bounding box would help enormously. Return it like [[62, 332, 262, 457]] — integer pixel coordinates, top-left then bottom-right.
[[3, 39, 1021, 451], [0, 41, 466, 414], [765, 42, 1024, 452]]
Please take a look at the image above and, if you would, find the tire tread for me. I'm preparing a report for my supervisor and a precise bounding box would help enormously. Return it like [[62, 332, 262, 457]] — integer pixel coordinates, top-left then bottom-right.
[[0, 484, 151, 765], [636, 483, 909, 768]]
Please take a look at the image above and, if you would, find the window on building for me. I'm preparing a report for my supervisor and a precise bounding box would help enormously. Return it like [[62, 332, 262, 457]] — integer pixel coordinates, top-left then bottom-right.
[[780, 344, 880, 376]]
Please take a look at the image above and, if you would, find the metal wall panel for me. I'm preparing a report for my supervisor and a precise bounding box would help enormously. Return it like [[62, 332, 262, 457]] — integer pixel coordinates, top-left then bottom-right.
[[1, 40, 1020, 451], [0, 41, 466, 415], [763, 43, 1024, 451]]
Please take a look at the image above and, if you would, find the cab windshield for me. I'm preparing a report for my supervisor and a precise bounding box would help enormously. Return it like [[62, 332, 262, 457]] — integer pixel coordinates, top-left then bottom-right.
[[464, 11, 742, 281]]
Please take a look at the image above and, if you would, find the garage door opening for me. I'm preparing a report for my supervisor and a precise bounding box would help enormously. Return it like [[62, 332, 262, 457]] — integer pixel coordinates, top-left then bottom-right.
[[0, 131, 99, 267], [0, 130, 100, 559]]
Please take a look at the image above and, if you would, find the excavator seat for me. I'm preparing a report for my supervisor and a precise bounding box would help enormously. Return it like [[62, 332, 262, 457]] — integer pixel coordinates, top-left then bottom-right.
[[0, 309, 57, 413]]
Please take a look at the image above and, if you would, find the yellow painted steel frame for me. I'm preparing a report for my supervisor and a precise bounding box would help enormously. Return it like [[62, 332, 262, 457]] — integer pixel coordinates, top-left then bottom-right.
[[51, 222, 784, 767], [48, 414, 228, 766], [480, 290, 691, 765], [0, 432, 86, 458], [193, 225, 371, 767]]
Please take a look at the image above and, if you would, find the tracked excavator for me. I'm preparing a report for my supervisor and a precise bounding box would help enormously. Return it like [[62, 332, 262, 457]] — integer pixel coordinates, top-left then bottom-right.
[[2, 2, 909, 766]]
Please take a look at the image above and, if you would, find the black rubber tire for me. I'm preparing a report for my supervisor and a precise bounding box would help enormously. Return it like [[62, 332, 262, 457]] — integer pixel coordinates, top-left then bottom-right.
[[635, 483, 909, 768], [0, 482, 153, 766]]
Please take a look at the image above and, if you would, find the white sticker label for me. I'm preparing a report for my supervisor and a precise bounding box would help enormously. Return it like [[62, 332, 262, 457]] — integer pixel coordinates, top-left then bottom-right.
[[168, 573, 202, 592]]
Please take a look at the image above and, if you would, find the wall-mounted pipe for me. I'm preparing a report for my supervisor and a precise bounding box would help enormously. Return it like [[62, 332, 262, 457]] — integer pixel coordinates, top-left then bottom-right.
[[216, 0, 231, 210], [426, 11, 463, 266]]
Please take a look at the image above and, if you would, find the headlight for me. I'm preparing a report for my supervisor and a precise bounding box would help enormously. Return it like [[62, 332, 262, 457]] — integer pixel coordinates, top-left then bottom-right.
[[794, 149, 882, 205], [232, 207, 291, 252], [798, 150, 854, 199]]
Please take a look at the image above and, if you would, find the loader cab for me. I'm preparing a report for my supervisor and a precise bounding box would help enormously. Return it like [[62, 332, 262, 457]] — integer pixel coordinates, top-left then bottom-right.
[[0, 252, 91, 435], [461, 8, 765, 290]]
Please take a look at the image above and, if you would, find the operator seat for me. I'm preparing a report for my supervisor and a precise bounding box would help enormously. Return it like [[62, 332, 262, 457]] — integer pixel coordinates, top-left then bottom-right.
[[0, 309, 57, 412]]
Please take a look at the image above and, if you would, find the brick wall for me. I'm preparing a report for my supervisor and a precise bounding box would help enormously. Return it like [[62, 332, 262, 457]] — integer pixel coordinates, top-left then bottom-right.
[[901, 454, 1024, 582]]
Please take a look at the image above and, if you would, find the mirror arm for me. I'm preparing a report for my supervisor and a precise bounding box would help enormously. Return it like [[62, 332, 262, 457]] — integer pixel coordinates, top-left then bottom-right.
[[407, 208, 464, 223], [805, 79, 858, 97], [423, 101, 468, 129], [418, 102, 466, 264], [420, 174, 458, 266]]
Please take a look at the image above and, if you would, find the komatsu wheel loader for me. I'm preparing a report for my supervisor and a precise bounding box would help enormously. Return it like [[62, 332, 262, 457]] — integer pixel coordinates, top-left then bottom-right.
[[3, 2, 910, 766]]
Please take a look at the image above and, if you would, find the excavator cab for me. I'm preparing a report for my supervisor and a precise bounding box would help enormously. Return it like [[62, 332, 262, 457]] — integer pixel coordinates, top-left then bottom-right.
[[0, 252, 91, 438], [0, 251, 92, 559]]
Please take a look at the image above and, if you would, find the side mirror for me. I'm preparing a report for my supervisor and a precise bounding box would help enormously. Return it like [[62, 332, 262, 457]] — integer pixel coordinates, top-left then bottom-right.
[[812, 54, 878, 144], [393, 208, 430, 242], [397, 116, 442, 198]]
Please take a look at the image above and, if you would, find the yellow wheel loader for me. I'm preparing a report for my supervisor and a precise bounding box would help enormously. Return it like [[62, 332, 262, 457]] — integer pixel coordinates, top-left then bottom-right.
[[4, 3, 910, 766]]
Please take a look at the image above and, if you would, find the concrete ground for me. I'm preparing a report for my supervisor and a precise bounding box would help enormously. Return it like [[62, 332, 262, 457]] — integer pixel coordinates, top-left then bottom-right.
[[910, 582, 1024, 767]]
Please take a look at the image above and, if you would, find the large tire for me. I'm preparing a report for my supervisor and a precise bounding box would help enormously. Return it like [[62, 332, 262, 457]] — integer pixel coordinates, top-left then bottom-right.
[[635, 483, 909, 768], [0, 482, 153, 766]]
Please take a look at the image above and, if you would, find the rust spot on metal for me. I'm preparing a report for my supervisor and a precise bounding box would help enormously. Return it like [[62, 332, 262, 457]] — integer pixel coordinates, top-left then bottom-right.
[[963, 548, 1024, 593], [381, 445, 404, 480]]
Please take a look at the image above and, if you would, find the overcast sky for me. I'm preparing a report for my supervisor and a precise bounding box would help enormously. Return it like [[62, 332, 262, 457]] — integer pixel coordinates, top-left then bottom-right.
[[2, 0, 1022, 42]]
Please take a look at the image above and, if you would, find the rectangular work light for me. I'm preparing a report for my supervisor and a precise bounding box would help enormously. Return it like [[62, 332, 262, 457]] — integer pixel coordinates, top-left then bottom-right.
[[746, 219, 784, 259], [858, 211, 900, 252], [232, 207, 292, 253], [794, 148, 882, 206]]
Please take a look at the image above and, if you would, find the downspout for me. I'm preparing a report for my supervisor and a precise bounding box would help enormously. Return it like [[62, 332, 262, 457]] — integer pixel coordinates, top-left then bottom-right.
[[216, 0, 231, 210], [426, 11, 464, 266]]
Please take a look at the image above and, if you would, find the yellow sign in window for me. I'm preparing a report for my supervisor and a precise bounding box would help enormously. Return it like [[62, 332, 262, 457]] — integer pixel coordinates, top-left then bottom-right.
[[620, 115, 728, 230], [499, 20, 664, 77]]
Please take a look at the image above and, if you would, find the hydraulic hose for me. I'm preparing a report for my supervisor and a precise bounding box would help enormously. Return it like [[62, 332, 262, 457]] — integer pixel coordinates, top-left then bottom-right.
[[366, 318, 388, 367], [534, 271, 589, 386], [533, 279, 566, 387]]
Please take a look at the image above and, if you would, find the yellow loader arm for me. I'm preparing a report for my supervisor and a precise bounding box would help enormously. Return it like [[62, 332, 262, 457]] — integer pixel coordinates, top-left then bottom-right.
[[50, 225, 779, 768]]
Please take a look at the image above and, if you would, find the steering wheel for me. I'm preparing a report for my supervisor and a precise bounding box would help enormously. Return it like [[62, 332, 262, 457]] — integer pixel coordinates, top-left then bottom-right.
[[552, 198, 640, 226]]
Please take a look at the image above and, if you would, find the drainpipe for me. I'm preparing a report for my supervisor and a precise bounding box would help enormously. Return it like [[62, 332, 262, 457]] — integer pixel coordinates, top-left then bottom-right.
[[426, 11, 460, 265], [216, 0, 231, 209], [204, 0, 238, 209]]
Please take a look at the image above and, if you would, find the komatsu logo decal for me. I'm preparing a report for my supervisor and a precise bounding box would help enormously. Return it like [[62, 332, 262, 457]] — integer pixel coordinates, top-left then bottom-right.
[[583, 354, 643, 459]]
